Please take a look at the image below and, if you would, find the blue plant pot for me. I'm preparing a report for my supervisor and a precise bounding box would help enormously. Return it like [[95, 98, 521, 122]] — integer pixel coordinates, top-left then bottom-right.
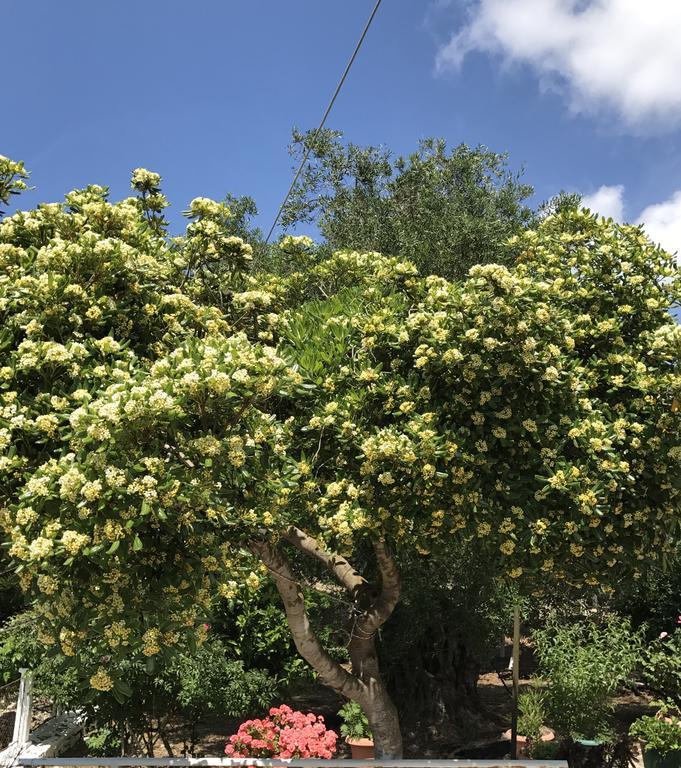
[[568, 738, 606, 768]]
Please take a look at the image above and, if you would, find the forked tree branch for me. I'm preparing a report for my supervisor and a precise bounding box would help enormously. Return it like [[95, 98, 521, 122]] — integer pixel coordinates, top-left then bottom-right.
[[248, 538, 365, 700], [282, 525, 370, 601], [359, 538, 401, 634]]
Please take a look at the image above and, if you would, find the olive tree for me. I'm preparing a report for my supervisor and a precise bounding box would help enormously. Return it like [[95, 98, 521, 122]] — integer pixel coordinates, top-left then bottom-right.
[[280, 130, 534, 280]]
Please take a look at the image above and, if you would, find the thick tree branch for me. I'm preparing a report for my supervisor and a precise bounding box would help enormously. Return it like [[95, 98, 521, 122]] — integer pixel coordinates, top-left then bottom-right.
[[248, 538, 365, 700], [282, 525, 370, 601], [359, 538, 401, 634]]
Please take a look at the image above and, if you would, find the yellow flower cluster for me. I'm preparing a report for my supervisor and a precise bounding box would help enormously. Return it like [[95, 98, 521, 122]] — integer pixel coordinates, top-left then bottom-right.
[[89, 667, 114, 692]]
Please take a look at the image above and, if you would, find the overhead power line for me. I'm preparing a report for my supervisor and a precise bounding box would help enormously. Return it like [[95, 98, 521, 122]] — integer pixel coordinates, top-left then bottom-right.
[[265, 0, 383, 244]]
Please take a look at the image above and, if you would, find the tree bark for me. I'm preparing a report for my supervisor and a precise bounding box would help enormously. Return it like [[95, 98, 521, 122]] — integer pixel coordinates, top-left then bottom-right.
[[249, 535, 403, 758], [346, 539, 402, 758], [348, 626, 402, 758]]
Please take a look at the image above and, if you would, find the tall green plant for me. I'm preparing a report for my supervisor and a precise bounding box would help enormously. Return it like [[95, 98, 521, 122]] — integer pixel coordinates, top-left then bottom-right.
[[642, 628, 681, 710], [534, 617, 643, 740]]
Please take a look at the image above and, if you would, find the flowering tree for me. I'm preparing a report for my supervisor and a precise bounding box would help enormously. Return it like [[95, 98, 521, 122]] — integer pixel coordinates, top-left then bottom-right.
[[1, 160, 679, 758], [0, 167, 282, 689], [248, 213, 679, 756]]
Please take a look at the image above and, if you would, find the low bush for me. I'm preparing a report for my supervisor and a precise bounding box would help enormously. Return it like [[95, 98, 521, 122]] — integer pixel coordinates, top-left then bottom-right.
[[534, 616, 643, 741], [630, 705, 681, 756]]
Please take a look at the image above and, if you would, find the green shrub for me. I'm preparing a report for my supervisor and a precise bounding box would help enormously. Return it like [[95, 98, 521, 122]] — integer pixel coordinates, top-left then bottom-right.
[[534, 616, 643, 740], [214, 579, 348, 689], [642, 630, 681, 710], [338, 700, 372, 740], [171, 639, 278, 719], [0, 620, 278, 756]]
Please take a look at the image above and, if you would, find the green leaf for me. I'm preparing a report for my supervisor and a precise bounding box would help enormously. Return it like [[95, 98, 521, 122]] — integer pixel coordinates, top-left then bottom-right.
[[115, 678, 133, 697], [107, 540, 121, 555], [132, 535, 143, 552]]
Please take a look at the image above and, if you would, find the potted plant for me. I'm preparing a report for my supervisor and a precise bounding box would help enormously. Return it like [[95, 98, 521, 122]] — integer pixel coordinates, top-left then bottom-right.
[[630, 705, 681, 768], [503, 689, 556, 758], [338, 701, 374, 759]]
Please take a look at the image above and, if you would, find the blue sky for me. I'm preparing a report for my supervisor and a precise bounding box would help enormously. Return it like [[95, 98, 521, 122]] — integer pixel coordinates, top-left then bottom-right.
[[4, 0, 681, 255]]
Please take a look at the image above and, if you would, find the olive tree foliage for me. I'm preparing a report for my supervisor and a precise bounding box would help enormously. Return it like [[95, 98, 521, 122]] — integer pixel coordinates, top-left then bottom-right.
[[1, 158, 680, 757], [535, 190, 583, 220], [278, 130, 535, 280]]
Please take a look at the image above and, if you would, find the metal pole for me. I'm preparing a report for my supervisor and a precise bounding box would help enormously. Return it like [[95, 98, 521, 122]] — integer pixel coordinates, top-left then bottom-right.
[[511, 605, 520, 759], [12, 668, 33, 745]]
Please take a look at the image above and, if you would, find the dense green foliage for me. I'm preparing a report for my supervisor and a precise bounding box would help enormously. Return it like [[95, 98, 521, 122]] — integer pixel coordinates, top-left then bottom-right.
[[280, 131, 534, 280], [214, 580, 347, 687], [630, 705, 681, 756], [0, 613, 276, 755], [534, 618, 644, 740], [0, 155, 678, 756]]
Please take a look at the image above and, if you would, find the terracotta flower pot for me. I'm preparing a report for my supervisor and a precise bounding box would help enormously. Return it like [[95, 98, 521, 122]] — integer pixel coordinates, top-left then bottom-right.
[[346, 737, 375, 759], [502, 727, 555, 758]]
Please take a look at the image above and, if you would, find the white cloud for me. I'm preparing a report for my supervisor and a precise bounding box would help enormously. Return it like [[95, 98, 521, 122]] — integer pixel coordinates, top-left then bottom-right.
[[436, 0, 681, 129], [582, 185, 624, 221], [574, 184, 681, 259], [637, 191, 681, 259]]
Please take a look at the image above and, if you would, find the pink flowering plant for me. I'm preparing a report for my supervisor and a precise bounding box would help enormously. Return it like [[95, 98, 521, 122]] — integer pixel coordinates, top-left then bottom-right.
[[225, 705, 338, 759]]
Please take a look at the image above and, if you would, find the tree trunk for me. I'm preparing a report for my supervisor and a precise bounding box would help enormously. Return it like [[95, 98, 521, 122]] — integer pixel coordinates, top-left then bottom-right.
[[250, 534, 403, 758], [362, 676, 403, 758], [350, 634, 403, 757]]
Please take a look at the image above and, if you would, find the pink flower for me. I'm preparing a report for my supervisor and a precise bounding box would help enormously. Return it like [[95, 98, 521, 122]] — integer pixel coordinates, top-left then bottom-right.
[[226, 707, 338, 759], [660, 631, 669, 639]]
